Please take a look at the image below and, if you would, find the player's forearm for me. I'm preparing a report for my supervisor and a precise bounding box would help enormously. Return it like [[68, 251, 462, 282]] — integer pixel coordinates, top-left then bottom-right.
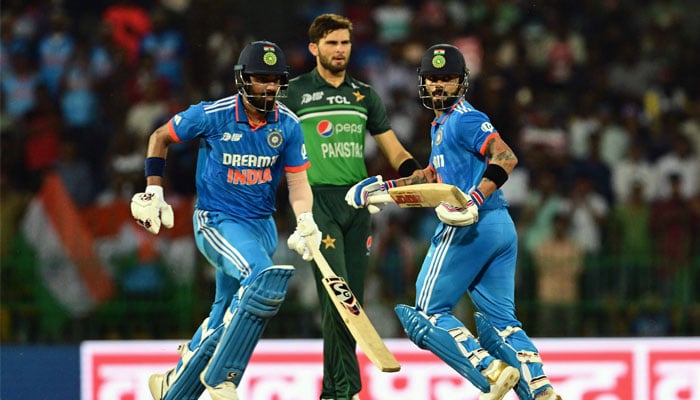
[[145, 124, 174, 186], [391, 166, 436, 187], [286, 171, 313, 217], [477, 138, 518, 197]]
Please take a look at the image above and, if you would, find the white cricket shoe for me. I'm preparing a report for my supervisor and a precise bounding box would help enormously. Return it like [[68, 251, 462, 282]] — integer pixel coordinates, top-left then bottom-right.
[[148, 369, 173, 400], [479, 359, 520, 400], [535, 387, 563, 400]]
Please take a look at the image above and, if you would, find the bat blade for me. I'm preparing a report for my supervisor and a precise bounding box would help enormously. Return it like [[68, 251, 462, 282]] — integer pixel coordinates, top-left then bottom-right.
[[368, 183, 469, 208], [306, 238, 401, 372]]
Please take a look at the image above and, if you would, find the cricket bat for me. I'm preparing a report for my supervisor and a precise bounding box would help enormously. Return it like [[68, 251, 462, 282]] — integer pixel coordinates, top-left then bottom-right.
[[367, 183, 470, 208], [305, 237, 401, 372]]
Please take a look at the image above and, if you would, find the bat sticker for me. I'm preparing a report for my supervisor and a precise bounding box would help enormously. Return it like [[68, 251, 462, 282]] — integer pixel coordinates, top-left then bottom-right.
[[327, 278, 360, 315]]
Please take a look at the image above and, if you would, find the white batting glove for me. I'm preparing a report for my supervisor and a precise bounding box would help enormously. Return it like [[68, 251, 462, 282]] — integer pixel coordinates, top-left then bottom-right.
[[434, 188, 484, 227], [344, 175, 395, 214], [287, 212, 321, 261], [130, 185, 174, 234]]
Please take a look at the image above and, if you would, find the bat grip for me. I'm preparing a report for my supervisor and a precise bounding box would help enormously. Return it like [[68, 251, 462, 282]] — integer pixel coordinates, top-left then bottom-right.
[[366, 193, 393, 205]]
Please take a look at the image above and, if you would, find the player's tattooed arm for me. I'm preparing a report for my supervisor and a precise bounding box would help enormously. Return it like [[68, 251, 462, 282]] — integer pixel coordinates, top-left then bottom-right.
[[484, 136, 518, 174], [477, 136, 518, 196], [393, 165, 436, 187]]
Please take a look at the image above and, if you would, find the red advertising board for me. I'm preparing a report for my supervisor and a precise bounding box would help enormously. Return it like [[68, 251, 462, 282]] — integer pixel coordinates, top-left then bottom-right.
[[81, 338, 700, 400]]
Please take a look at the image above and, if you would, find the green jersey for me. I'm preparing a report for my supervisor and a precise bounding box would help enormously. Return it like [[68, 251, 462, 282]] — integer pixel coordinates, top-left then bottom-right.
[[284, 68, 392, 186]]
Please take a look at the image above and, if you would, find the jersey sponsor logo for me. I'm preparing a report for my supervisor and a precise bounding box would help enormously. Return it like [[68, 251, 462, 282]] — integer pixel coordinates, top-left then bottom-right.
[[173, 115, 182, 125], [481, 122, 494, 132], [327, 95, 351, 105], [301, 91, 324, 105], [316, 120, 364, 137], [321, 142, 363, 158], [222, 153, 278, 168], [317, 120, 334, 137], [221, 132, 243, 141], [267, 130, 283, 148]]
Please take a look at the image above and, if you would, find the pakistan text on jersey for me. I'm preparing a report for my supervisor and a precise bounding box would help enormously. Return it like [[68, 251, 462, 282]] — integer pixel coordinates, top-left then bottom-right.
[[222, 153, 279, 168], [321, 142, 363, 158]]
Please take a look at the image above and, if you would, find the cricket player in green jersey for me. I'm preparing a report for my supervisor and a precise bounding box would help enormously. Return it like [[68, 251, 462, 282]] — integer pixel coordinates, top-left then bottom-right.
[[284, 13, 422, 400]]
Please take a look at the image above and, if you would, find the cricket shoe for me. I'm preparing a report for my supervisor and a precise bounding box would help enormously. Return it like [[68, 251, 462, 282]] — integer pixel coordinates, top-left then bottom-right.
[[148, 369, 174, 400], [479, 359, 520, 400], [535, 387, 562, 400], [200, 375, 239, 400]]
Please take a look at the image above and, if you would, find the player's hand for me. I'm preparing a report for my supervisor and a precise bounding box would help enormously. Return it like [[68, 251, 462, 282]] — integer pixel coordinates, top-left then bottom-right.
[[130, 185, 174, 234], [434, 188, 484, 227], [345, 175, 395, 213], [287, 212, 321, 261]]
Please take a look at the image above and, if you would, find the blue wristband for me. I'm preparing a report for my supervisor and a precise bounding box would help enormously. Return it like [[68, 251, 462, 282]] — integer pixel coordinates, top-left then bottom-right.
[[145, 157, 166, 177]]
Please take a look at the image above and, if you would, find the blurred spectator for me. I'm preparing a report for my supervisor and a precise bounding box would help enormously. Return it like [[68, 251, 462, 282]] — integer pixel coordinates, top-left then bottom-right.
[[1, 48, 40, 120], [125, 67, 169, 144], [562, 173, 609, 299], [372, 0, 413, 44], [649, 173, 698, 302], [612, 141, 655, 203], [533, 212, 584, 337], [606, 41, 660, 103], [138, 8, 188, 92], [566, 131, 613, 204], [542, 14, 587, 93], [21, 84, 62, 191], [204, 14, 246, 98], [567, 93, 602, 160], [652, 133, 700, 200], [59, 42, 100, 132], [521, 169, 565, 256], [608, 181, 654, 299], [97, 130, 145, 204], [37, 10, 75, 98], [55, 139, 96, 207]]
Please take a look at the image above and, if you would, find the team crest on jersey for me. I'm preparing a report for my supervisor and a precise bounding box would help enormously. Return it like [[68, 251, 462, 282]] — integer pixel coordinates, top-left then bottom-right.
[[267, 130, 283, 148], [434, 128, 443, 145], [481, 122, 494, 132], [316, 120, 334, 137], [432, 49, 446, 69], [352, 91, 365, 102], [263, 46, 277, 66]]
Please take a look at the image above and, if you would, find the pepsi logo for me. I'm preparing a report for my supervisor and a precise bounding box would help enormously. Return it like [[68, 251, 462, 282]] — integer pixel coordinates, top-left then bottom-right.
[[316, 120, 334, 137]]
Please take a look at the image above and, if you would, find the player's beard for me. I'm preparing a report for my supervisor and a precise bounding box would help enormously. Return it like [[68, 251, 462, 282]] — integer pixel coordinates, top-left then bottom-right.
[[430, 89, 448, 110], [318, 52, 348, 74], [248, 90, 278, 112]]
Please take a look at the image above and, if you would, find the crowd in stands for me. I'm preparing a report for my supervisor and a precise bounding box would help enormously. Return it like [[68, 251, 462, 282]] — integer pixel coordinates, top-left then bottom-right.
[[2, 0, 699, 343]]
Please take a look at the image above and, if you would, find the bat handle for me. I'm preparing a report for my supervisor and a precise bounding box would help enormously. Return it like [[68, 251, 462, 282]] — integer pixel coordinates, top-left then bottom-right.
[[305, 236, 335, 278], [366, 193, 393, 205]]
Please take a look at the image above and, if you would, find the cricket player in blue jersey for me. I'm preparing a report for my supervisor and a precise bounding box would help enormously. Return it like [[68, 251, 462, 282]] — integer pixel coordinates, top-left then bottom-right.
[[130, 40, 322, 400], [346, 44, 562, 400]]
